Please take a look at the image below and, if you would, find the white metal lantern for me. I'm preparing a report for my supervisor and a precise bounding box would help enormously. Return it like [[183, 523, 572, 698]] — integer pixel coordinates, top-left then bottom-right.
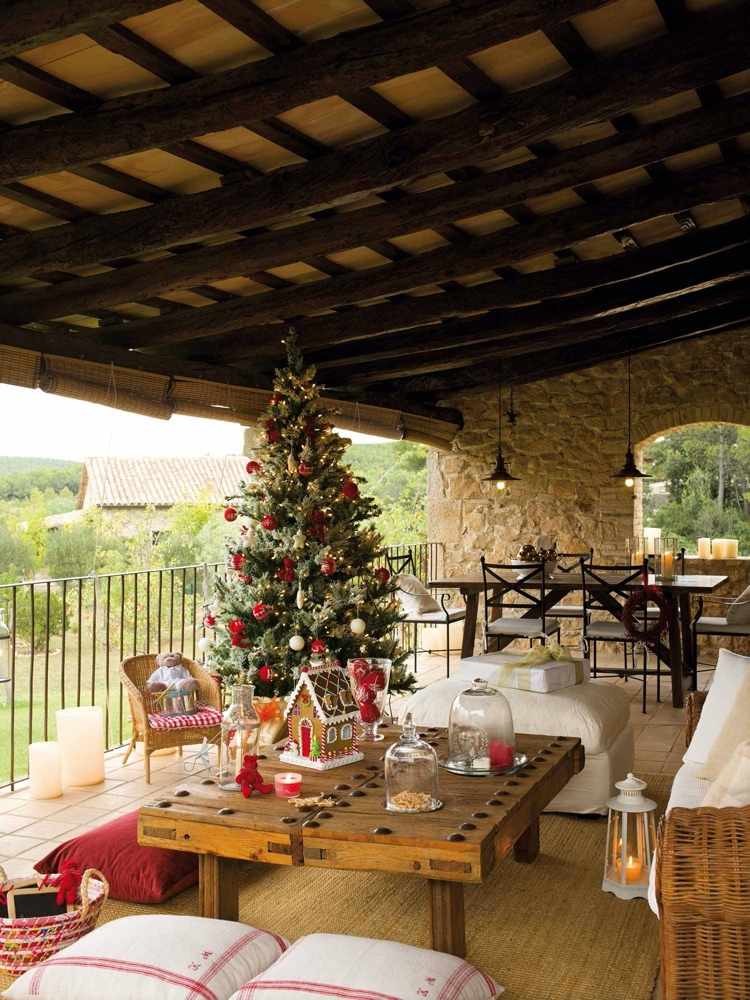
[[602, 772, 657, 900]]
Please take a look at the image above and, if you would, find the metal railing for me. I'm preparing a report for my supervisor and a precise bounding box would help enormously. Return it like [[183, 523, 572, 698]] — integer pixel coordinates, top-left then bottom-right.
[[0, 543, 440, 790]]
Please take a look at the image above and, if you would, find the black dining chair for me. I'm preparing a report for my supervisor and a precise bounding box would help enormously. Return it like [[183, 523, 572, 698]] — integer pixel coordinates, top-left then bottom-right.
[[550, 548, 594, 625], [480, 557, 561, 652], [581, 560, 657, 713], [386, 551, 465, 677]]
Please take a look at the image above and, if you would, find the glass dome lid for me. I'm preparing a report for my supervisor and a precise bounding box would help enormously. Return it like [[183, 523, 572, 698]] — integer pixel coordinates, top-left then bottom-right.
[[384, 713, 442, 813], [442, 678, 526, 776]]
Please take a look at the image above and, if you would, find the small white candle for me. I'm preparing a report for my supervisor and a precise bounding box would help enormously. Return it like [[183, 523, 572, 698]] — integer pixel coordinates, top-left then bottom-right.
[[697, 538, 711, 560], [29, 742, 62, 799], [644, 527, 661, 555], [56, 706, 105, 786]]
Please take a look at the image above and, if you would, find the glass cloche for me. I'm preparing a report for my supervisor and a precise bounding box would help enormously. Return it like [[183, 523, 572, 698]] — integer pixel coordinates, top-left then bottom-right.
[[442, 678, 525, 775], [385, 713, 442, 812], [217, 683, 261, 791]]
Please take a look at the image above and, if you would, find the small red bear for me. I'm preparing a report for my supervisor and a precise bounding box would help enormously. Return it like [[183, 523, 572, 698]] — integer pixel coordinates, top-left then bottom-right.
[[235, 754, 273, 798]]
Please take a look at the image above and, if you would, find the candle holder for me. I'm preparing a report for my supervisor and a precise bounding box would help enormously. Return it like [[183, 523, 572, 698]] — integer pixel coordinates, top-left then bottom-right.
[[656, 537, 677, 580]]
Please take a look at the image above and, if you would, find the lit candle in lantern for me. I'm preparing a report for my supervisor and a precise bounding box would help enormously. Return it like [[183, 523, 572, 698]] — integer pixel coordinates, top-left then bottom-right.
[[661, 551, 674, 578], [697, 537, 711, 560], [633, 549, 644, 567], [29, 742, 62, 799], [616, 855, 643, 884], [274, 772, 302, 798]]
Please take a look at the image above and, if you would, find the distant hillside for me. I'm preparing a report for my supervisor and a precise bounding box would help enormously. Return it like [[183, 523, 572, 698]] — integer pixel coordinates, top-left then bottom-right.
[[0, 457, 81, 502], [0, 457, 80, 475]]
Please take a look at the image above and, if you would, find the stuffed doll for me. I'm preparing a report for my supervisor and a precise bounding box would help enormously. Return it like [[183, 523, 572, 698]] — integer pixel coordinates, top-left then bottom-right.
[[235, 754, 273, 798]]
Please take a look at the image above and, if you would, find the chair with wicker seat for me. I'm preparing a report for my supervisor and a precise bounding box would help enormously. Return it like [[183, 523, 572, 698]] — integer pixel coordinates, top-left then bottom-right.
[[120, 654, 222, 782]]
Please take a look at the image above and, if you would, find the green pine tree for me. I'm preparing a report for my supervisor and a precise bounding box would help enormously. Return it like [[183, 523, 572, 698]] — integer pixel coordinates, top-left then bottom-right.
[[309, 736, 321, 761], [207, 336, 414, 698]]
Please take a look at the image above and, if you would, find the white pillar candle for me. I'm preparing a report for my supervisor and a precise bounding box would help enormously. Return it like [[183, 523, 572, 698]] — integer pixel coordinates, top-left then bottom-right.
[[29, 742, 62, 799], [56, 706, 105, 786], [726, 539, 739, 559], [697, 538, 712, 560], [644, 527, 661, 555], [712, 539, 729, 560]]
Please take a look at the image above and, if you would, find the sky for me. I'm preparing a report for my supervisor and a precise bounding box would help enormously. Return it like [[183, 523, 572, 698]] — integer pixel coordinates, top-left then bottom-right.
[[0, 384, 384, 460]]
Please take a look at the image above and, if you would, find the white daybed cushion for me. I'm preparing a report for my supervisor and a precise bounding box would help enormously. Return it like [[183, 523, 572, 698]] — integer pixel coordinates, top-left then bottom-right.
[[395, 573, 441, 616], [683, 649, 750, 766], [3, 914, 288, 1000], [702, 739, 750, 808], [647, 763, 712, 916], [229, 933, 502, 1000], [698, 671, 750, 780]]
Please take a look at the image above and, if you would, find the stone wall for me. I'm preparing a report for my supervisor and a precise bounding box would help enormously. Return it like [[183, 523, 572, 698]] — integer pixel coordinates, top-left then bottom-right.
[[427, 327, 750, 653]]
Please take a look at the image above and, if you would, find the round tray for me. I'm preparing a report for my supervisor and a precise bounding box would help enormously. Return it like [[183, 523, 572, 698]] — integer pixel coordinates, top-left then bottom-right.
[[438, 751, 528, 777]]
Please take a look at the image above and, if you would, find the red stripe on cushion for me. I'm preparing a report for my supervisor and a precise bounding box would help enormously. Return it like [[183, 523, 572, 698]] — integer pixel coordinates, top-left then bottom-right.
[[32, 955, 217, 1000], [237, 981, 401, 1000], [436, 961, 472, 1000], [188, 928, 284, 1000]]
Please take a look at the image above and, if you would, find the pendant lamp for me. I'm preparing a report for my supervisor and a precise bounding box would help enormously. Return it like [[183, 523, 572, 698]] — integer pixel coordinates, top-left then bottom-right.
[[484, 383, 519, 491], [613, 356, 650, 488]]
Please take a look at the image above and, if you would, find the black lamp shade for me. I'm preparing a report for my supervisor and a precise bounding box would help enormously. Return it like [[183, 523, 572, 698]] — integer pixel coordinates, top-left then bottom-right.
[[612, 445, 650, 480]]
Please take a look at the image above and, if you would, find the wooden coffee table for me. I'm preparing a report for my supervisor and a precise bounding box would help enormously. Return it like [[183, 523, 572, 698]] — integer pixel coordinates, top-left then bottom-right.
[[138, 727, 583, 957]]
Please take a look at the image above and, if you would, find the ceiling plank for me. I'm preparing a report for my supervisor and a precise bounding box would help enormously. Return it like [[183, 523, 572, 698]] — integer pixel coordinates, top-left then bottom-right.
[[91, 24, 198, 84], [4, 86, 750, 300], [0, 58, 100, 113], [200, 0, 301, 52], [99, 157, 750, 349], [0, 0, 720, 184], [68, 163, 172, 203], [0, 183, 90, 221]]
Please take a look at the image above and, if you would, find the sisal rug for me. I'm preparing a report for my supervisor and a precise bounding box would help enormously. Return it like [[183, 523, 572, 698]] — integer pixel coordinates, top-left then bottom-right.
[[1, 774, 669, 1000]]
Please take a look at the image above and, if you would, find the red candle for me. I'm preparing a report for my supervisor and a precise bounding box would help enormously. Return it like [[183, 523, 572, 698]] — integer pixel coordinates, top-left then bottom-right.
[[274, 772, 302, 797], [489, 740, 514, 769]]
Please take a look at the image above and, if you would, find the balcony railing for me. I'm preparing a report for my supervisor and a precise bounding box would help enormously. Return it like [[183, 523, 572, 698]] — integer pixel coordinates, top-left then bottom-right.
[[0, 543, 441, 790]]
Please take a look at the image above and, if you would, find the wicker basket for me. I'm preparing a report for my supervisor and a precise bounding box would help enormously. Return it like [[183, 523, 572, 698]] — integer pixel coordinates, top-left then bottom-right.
[[0, 868, 109, 975]]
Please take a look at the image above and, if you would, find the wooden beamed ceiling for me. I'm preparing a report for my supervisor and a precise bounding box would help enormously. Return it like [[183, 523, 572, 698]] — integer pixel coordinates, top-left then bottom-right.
[[0, 0, 749, 418]]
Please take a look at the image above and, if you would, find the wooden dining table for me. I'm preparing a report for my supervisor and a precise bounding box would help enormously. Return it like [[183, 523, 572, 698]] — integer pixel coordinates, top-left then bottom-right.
[[429, 572, 728, 708]]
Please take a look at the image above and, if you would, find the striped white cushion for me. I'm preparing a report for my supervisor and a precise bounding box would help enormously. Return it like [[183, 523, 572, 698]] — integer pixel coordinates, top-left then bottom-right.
[[4, 914, 287, 1000], [148, 706, 222, 730], [230, 933, 502, 999]]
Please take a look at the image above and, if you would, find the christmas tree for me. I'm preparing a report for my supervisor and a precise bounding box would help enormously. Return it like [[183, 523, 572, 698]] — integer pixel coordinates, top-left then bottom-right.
[[206, 336, 414, 698]]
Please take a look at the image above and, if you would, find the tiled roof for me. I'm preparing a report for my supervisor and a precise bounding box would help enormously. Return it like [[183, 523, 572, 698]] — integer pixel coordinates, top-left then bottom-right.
[[78, 456, 248, 509]]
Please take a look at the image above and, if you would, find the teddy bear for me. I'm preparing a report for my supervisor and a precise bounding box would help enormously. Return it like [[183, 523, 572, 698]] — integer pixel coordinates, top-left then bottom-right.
[[235, 754, 273, 798]]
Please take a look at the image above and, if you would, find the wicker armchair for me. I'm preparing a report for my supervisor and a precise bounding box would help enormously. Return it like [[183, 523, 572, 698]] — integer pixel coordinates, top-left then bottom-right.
[[120, 654, 222, 782], [656, 689, 750, 1000]]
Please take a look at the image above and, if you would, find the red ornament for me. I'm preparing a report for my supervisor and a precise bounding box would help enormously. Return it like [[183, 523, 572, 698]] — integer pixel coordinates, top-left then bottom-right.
[[362, 668, 386, 690], [276, 557, 295, 583], [350, 658, 370, 683], [310, 509, 326, 524], [204, 614, 216, 628], [374, 567, 390, 585], [359, 701, 380, 723], [231, 552, 245, 570], [265, 419, 280, 443], [228, 618, 245, 635], [297, 461, 313, 477], [321, 556, 336, 576], [342, 479, 359, 500], [261, 514, 277, 531], [310, 638, 327, 654], [241, 574, 253, 584], [246, 460, 262, 475], [257, 665, 274, 683], [252, 602, 270, 621], [235, 754, 273, 798], [231, 634, 252, 648], [224, 506, 238, 522]]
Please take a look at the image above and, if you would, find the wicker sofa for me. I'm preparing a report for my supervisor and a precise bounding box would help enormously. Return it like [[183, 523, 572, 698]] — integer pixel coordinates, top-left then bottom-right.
[[653, 680, 750, 1000]]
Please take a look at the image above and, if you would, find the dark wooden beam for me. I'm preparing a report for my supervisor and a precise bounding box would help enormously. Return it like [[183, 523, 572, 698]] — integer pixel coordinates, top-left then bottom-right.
[[68, 163, 172, 203], [0, 58, 100, 113], [0, 0, 732, 184], [0, 183, 90, 222], [104, 158, 750, 349], [249, 119, 328, 160], [91, 24, 198, 84], [200, 0, 301, 52], [6, 88, 750, 304], [0, 1, 171, 61], [163, 140, 250, 176]]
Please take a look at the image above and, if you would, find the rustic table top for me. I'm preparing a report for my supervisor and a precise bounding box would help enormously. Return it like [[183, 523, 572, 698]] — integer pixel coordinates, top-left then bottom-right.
[[138, 726, 583, 884], [430, 573, 728, 595]]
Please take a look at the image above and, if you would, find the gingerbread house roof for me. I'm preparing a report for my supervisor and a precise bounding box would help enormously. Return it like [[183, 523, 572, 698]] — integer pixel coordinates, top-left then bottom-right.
[[284, 663, 358, 725]]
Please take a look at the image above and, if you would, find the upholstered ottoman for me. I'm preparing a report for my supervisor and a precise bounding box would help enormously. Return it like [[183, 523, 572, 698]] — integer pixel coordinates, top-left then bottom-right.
[[399, 651, 633, 814]]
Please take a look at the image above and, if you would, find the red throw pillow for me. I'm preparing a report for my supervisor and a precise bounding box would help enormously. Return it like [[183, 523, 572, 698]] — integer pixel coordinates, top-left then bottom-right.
[[34, 810, 197, 903]]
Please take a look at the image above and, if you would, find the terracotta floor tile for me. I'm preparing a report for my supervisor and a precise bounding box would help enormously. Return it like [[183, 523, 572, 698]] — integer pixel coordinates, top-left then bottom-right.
[[0, 834, 45, 856], [46, 804, 110, 824], [6, 800, 72, 819], [19, 818, 78, 840], [0, 858, 38, 878], [0, 814, 36, 835]]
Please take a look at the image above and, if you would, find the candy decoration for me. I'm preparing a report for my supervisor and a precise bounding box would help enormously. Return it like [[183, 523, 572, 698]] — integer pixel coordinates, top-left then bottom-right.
[[350, 617, 366, 635], [224, 506, 238, 522], [257, 665, 274, 683], [261, 514, 277, 531], [289, 634, 305, 651], [252, 602, 270, 621], [321, 555, 336, 576], [310, 638, 327, 654], [246, 460, 262, 475]]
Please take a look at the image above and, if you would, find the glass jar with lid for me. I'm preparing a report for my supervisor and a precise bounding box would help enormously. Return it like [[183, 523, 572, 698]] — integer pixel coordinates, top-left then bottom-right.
[[385, 713, 441, 813], [217, 682, 261, 791], [443, 678, 523, 775]]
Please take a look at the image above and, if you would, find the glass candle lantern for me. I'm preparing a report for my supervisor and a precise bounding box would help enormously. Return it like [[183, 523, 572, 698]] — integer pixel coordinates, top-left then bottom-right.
[[657, 536, 677, 580], [602, 773, 657, 900], [218, 683, 260, 791], [443, 678, 522, 775], [385, 713, 441, 813], [347, 657, 391, 741]]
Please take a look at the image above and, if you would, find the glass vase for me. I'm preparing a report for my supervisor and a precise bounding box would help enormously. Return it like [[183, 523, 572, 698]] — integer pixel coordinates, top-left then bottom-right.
[[347, 658, 391, 742], [217, 683, 260, 791]]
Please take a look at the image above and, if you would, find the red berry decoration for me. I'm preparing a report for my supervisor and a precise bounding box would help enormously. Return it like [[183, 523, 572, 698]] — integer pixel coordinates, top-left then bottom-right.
[[310, 509, 326, 524], [265, 420, 280, 443], [275, 557, 295, 583], [204, 614, 216, 628], [224, 506, 238, 522], [257, 665, 274, 683], [252, 602, 270, 621], [374, 567, 390, 585], [261, 514, 277, 531], [341, 478, 359, 500], [321, 556, 336, 576], [246, 460, 262, 475], [310, 638, 327, 654], [228, 618, 245, 635], [298, 461, 313, 477], [231, 552, 245, 570]]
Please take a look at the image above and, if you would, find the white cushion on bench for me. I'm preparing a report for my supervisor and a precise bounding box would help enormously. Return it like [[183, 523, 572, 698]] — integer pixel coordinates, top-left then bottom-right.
[[229, 933, 502, 1000]]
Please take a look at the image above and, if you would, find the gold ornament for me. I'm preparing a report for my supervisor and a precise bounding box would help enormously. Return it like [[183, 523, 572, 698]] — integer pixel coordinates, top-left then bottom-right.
[[296, 586, 305, 609], [287, 453, 297, 474]]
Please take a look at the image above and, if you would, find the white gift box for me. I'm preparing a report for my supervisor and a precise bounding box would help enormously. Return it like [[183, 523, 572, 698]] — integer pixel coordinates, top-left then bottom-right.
[[457, 650, 590, 693]]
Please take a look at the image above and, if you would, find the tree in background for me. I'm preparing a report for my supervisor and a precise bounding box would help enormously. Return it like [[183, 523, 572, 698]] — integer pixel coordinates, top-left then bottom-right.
[[644, 424, 750, 553], [347, 441, 427, 544], [206, 339, 413, 698]]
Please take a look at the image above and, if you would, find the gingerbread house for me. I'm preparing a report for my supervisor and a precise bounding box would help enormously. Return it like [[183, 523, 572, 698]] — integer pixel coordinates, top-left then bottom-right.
[[280, 662, 363, 770]]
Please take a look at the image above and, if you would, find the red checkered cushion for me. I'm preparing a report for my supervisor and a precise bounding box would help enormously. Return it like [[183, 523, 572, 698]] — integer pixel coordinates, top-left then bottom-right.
[[148, 706, 222, 731]]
